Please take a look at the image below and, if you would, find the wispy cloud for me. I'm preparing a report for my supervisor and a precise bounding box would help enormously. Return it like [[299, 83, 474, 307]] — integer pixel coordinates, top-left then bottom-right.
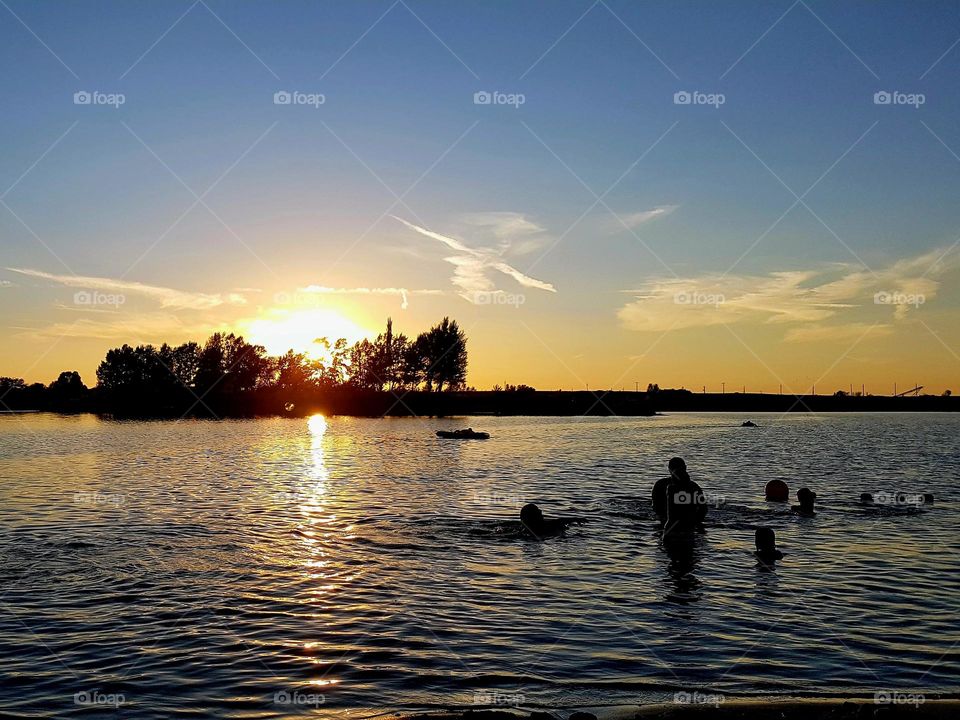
[[14, 313, 215, 342], [455, 211, 552, 255], [393, 216, 556, 301], [298, 285, 442, 310], [5, 268, 247, 309], [618, 247, 958, 338], [612, 205, 677, 231]]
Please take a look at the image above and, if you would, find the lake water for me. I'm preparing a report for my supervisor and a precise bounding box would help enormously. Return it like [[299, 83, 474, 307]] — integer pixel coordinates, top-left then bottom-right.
[[1, 412, 958, 718]]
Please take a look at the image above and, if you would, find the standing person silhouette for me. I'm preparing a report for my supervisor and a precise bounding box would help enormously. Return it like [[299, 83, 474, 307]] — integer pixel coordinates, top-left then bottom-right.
[[662, 457, 708, 537], [652, 457, 687, 526]]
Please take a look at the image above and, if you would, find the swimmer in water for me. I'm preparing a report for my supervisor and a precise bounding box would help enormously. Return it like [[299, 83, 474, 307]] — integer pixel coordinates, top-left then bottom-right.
[[652, 457, 687, 526], [663, 459, 708, 537], [518, 503, 583, 539], [859, 492, 874, 504], [754, 527, 783, 565], [765, 479, 790, 502], [792, 487, 817, 516]]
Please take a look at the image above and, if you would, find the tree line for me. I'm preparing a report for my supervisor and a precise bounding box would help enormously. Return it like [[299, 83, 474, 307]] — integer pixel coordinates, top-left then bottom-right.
[[95, 316, 467, 395], [1, 317, 468, 415]]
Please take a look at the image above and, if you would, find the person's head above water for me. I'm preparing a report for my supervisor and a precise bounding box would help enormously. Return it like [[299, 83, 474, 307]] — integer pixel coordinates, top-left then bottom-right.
[[796, 487, 817, 512], [765, 479, 789, 502], [755, 527, 777, 551], [754, 526, 783, 562], [668, 457, 689, 481], [520, 502, 544, 529]]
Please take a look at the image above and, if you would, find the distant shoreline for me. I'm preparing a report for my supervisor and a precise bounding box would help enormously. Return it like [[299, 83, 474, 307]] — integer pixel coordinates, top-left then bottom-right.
[[1, 388, 957, 418]]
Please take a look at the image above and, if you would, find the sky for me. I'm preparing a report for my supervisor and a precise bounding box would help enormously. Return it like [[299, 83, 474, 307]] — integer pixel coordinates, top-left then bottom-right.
[[2, 0, 960, 394]]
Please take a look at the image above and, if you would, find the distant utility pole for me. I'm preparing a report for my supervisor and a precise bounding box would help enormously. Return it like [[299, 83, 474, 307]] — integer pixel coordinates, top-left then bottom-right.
[[635, 381, 639, 392], [722, 382, 725, 394], [703, 385, 706, 394], [779, 383, 782, 395]]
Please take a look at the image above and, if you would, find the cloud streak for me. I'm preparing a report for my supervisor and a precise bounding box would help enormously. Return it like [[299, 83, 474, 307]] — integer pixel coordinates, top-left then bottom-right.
[[6, 268, 247, 309], [393, 216, 556, 301], [13, 313, 216, 342], [613, 205, 678, 231], [618, 247, 958, 340]]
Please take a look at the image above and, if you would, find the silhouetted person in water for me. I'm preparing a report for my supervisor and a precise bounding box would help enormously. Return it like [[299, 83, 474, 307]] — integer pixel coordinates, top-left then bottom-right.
[[793, 487, 816, 516], [519, 503, 582, 539], [663, 458, 708, 537], [765, 479, 789, 502], [653, 457, 687, 525], [754, 527, 783, 565]]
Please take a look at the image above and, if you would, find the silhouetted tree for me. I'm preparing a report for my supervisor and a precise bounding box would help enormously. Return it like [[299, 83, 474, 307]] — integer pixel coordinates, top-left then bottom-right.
[[417, 317, 467, 391], [166, 342, 201, 388], [0, 377, 26, 394], [48, 371, 86, 400], [348, 338, 381, 390], [275, 350, 317, 390], [399, 335, 426, 390], [315, 337, 350, 388]]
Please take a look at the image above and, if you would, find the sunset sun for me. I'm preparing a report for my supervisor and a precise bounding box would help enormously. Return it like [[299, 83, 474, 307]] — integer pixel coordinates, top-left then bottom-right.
[[243, 308, 371, 361]]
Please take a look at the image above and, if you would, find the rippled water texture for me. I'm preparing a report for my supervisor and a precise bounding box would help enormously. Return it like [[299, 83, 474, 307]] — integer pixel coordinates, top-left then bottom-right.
[[1, 412, 958, 717]]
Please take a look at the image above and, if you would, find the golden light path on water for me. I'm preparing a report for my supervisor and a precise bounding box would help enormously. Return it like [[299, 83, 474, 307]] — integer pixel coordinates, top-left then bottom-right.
[[298, 414, 346, 688]]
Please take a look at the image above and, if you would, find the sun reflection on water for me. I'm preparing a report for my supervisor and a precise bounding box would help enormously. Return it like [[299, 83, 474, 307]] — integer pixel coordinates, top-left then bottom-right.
[[296, 415, 346, 689]]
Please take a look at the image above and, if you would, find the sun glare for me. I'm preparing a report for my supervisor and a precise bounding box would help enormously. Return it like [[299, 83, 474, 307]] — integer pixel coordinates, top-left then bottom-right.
[[244, 308, 370, 361]]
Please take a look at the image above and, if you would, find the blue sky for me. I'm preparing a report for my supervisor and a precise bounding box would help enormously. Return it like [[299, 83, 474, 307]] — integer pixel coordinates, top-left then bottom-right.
[[3, 0, 960, 391]]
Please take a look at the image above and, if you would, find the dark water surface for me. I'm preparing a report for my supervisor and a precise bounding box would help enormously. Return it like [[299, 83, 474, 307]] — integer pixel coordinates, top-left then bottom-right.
[[1, 412, 958, 717]]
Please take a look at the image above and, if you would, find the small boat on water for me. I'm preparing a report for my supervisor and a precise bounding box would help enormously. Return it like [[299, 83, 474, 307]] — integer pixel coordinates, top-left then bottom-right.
[[436, 428, 490, 440]]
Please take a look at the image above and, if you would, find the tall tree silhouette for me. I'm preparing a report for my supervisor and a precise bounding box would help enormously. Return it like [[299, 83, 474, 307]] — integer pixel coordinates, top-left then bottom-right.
[[417, 317, 467, 391]]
